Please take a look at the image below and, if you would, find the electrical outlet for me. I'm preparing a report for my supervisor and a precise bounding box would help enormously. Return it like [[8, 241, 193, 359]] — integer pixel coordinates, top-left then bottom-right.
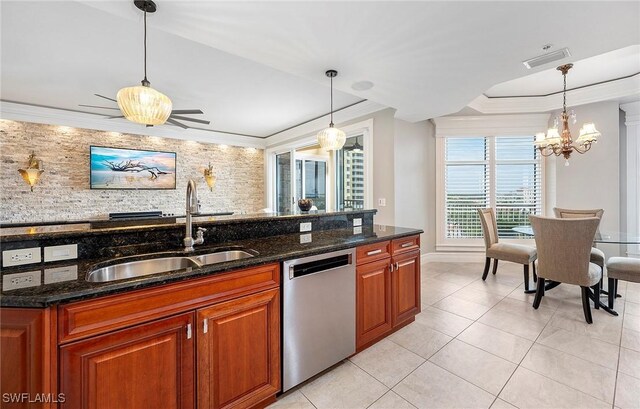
[[353, 218, 362, 227], [300, 222, 312, 232], [2, 270, 41, 291], [44, 244, 77, 262], [378, 198, 386, 206], [44, 265, 78, 284], [2, 247, 41, 267], [353, 226, 363, 235], [299, 233, 312, 244]]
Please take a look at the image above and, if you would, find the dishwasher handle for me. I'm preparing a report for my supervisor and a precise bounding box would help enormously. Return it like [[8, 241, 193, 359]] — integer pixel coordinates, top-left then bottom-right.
[[289, 253, 352, 279]]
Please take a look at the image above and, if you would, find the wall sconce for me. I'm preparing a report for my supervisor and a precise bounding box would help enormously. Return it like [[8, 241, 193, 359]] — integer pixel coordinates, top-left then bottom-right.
[[18, 152, 44, 192], [204, 162, 216, 191]]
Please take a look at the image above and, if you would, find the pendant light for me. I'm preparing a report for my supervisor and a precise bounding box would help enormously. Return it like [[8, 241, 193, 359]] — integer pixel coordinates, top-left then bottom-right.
[[317, 70, 346, 150], [116, 0, 172, 126]]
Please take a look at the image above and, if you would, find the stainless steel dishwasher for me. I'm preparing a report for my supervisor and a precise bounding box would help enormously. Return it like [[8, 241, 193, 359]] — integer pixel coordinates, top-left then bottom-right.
[[282, 248, 356, 391]]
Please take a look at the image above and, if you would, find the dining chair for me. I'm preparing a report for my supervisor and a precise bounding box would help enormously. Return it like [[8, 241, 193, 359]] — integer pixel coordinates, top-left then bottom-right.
[[553, 207, 605, 273], [529, 215, 602, 323], [606, 257, 640, 309], [478, 208, 537, 292]]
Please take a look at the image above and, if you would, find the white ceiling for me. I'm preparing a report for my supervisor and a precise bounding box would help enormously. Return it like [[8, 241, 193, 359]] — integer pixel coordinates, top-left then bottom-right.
[[2, 1, 639, 139], [485, 45, 640, 97]]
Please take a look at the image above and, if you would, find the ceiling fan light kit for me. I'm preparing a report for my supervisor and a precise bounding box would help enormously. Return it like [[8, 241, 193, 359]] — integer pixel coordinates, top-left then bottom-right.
[[317, 70, 346, 151]]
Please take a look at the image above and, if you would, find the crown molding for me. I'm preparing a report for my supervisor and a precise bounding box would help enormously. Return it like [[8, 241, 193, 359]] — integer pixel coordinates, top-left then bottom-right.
[[264, 100, 387, 148], [621, 101, 640, 125], [433, 114, 550, 137], [0, 100, 267, 148], [468, 75, 640, 114]]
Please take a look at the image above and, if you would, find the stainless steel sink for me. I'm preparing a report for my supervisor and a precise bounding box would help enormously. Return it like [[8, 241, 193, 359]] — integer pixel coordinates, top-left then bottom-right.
[[86, 249, 257, 283], [87, 257, 200, 283], [192, 250, 255, 266]]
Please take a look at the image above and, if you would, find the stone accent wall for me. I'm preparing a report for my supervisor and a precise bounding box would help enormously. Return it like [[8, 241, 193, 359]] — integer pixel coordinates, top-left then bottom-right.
[[0, 120, 265, 223]]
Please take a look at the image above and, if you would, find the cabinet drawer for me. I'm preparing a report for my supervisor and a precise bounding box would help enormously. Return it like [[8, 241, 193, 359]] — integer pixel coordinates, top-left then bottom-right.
[[356, 241, 391, 265], [391, 235, 420, 255], [58, 263, 279, 344]]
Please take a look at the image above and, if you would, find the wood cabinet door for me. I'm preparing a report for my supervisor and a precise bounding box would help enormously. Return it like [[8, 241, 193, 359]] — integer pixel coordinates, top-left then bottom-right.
[[356, 258, 393, 350], [59, 313, 195, 409], [1, 308, 55, 409], [391, 250, 421, 326], [197, 289, 280, 409]]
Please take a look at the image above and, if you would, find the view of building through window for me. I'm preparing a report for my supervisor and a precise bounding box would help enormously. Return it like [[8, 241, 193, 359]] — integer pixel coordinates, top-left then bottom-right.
[[336, 135, 365, 210], [444, 136, 542, 239]]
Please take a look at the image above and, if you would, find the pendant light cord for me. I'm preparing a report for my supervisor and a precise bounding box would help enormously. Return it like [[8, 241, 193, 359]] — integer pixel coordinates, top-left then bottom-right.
[[330, 75, 334, 127], [143, 7, 148, 83]]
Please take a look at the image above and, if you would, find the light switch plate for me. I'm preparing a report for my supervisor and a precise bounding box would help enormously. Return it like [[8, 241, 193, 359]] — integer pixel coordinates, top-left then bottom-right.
[[378, 198, 386, 206], [2, 247, 41, 267], [353, 218, 362, 227], [300, 233, 312, 244], [44, 244, 78, 262], [2, 270, 41, 291], [44, 265, 78, 284], [300, 222, 312, 232]]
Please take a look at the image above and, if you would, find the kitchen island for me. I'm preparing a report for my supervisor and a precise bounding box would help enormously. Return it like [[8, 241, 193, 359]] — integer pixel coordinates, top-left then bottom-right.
[[0, 210, 422, 409]]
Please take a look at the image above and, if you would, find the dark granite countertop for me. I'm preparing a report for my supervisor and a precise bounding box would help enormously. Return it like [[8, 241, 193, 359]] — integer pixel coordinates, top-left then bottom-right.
[[0, 224, 422, 308], [0, 209, 376, 242]]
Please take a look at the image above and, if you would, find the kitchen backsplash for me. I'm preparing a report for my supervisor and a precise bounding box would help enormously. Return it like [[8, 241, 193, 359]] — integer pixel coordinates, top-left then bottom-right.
[[0, 120, 265, 224]]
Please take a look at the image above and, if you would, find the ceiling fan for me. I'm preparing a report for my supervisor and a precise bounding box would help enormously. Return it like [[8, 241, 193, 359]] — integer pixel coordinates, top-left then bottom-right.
[[80, 94, 210, 130], [80, 0, 210, 130]]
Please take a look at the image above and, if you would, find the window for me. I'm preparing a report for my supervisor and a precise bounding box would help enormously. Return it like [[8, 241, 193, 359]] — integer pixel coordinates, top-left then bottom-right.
[[443, 136, 543, 242], [266, 119, 373, 213]]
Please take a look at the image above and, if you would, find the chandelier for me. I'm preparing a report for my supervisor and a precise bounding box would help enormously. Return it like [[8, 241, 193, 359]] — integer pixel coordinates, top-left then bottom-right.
[[317, 70, 346, 150], [116, 0, 172, 126], [534, 64, 600, 166]]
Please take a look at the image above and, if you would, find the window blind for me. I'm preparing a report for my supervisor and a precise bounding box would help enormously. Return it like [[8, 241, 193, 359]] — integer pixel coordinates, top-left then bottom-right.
[[444, 137, 489, 238], [444, 136, 542, 239]]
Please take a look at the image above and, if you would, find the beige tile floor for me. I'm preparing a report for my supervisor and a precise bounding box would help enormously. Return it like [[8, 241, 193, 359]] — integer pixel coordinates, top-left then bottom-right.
[[269, 260, 640, 409]]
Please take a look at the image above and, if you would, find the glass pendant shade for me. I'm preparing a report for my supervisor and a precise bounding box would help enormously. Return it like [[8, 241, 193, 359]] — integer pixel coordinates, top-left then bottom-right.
[[317, 126, 346, 151], [577, 122, 601, 144], [117, 84, 172, 125]]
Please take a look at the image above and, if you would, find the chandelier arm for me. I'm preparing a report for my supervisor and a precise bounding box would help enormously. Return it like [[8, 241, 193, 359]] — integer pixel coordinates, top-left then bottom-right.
[[538, 147, 555, 157], [571, 144, 591, 154]]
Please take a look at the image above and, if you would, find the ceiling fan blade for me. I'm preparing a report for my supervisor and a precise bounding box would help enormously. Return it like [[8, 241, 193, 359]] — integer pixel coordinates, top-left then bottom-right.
[[170, 115, 210, 125], [171, 109, 203, 115], [166, 118, 189, 129], [79, 104, 120, 110], [107, 115, 125, 119], [95, 94, 117, 102]]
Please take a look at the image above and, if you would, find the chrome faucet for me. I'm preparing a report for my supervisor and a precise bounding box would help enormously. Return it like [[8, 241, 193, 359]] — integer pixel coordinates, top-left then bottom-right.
[[184, 179, 206, 252]]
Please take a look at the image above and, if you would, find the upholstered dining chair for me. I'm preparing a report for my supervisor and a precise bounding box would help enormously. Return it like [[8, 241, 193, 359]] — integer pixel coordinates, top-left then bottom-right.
[[478, 208, 537, 292], [530, 215, 602, 323], [606, 257, 640, 309], [553, 207, 605, 274]]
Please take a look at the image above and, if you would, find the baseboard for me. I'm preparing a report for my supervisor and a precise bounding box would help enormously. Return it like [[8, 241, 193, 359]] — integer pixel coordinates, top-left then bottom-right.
[[421, 252, 485, 263]]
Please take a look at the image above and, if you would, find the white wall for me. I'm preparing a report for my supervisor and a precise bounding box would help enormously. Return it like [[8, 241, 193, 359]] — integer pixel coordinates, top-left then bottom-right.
[[394, 119, 435, 253], [551, 100, 621, 257]]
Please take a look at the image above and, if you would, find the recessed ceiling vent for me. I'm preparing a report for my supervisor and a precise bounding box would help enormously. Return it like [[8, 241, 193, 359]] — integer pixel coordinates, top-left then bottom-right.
[[523, 48, 571, 69]]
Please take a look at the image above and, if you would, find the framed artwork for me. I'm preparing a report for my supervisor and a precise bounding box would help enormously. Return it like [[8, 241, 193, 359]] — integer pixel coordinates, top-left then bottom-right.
[[90, 146, 177, 190]]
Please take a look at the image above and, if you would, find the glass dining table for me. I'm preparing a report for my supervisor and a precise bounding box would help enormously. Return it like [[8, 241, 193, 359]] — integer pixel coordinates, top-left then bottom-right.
[[512, 226, 640, 316], [512, 226, 640, 245]]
